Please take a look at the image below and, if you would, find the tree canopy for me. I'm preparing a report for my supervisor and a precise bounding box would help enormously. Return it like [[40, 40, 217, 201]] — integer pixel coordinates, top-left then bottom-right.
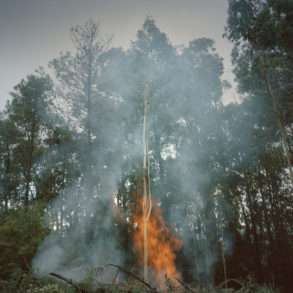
[[0, 10, 292, 293]]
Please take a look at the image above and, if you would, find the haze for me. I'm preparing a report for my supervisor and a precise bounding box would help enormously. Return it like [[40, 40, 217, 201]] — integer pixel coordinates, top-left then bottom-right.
[[0, 0, 235, 108]]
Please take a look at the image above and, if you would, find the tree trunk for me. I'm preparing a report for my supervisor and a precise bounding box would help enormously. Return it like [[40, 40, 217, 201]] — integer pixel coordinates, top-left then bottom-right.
[[24, 112, 36, 207], [142, 83, 152, 282], [261, 57, 293, 183]]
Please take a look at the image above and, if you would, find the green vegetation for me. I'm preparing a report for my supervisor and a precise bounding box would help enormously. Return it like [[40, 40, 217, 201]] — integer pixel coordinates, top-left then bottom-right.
[[0, 1, 292, 292]]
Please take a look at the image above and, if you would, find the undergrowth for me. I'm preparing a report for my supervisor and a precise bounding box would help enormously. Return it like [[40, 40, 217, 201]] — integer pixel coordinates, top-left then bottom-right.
[[0, 271, 279, 293]]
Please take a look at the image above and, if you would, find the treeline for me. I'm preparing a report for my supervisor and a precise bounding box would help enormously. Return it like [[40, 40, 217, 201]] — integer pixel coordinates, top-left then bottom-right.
[[0, 1, 292, 292]]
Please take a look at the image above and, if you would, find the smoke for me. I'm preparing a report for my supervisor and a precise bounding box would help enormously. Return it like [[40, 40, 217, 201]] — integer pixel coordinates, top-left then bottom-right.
[[32, 18, 231, 287]]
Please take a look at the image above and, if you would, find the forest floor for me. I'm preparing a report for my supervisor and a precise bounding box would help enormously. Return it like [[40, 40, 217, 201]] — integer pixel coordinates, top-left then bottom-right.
[[0, 272, 278, 293]]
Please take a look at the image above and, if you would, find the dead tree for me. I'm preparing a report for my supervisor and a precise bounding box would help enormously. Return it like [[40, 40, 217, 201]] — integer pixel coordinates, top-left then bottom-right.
[[142, 83, 153, 283]]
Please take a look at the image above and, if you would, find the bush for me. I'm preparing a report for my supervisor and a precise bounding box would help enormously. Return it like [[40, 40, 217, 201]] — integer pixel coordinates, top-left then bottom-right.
[[0, 203, 49, 280]]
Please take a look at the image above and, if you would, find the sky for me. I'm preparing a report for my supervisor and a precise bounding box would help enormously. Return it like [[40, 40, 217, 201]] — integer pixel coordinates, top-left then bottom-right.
[[0, 0, 236, 108]]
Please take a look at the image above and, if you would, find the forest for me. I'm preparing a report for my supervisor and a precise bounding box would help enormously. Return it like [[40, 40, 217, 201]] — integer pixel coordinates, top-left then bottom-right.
[[0, 0, 293, 292]]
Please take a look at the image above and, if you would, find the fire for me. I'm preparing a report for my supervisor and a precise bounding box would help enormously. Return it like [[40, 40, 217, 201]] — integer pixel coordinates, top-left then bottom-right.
[[132, 198, 183, 289]]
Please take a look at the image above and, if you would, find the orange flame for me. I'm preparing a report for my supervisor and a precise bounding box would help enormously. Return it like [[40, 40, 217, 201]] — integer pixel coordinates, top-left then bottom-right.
[[133, 198, 183, 289]]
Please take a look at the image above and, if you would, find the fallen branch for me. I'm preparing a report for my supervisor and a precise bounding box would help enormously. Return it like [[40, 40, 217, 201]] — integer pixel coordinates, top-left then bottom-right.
[[49, 272, 83, 292], [105, 264, 158, 292], [175, 278, 197, 293]]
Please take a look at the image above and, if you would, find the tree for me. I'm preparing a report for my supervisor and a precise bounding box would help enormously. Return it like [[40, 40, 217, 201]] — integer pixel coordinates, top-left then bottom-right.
[[4, 72, 53, 206], [224, 1, 293, 290], [0, 116, 20, 211], [226, 0, 293, 181], [111, 18, 227, 285]]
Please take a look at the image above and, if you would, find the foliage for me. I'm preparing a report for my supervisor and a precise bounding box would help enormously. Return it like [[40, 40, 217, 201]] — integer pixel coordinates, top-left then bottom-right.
[[0, 203, 49, 280], [0, 12, 291, 293]]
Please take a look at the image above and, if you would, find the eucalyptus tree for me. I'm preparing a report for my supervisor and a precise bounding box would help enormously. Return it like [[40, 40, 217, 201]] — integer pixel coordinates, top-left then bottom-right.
[[224, 1, 293, 289], [109, 18, 227, 284], [226, 0, 293, 181]]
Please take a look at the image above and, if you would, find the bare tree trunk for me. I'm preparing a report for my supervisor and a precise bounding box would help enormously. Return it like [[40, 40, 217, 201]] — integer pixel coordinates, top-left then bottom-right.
[[261, 56, 293, 184], [3, 143, 11, 211], [24, 112, 36, 206], [220, 236, 228, 289], [86, 47, 93, 150], [245, 179, 264, 282], [142, 83, 152, 282]]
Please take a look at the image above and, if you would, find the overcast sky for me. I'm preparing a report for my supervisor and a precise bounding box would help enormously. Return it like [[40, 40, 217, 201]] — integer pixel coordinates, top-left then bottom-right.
[[0, 0, 236, 108]]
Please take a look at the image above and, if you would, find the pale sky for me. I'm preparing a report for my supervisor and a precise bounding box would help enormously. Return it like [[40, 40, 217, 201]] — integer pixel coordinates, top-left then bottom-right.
[[0, 0, 236, 108]]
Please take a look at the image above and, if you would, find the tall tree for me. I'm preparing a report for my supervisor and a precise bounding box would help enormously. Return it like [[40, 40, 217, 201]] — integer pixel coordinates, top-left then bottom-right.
[[224, 1, 293, 290], [5, 72, 53, 206], [226, 0, 293, 181]]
